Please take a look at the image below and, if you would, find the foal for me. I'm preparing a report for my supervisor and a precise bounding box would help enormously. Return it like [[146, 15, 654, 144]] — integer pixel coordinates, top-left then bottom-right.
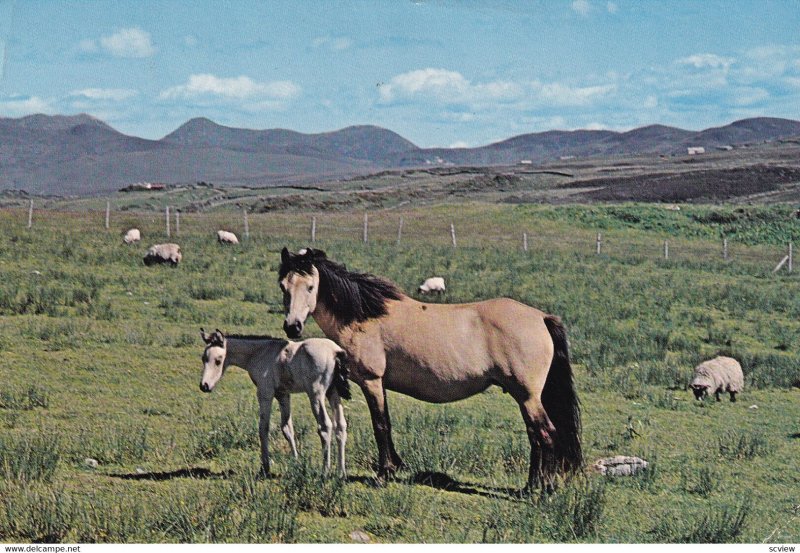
[[199, 328, 350, 477]]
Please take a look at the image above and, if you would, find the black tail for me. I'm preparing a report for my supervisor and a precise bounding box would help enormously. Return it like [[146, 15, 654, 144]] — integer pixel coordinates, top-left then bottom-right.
[[328, 350, 351, 401], [541, 315, 583, 477]]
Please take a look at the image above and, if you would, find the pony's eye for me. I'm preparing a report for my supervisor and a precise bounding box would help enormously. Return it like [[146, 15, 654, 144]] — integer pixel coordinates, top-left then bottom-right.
[[215, 359, 222, 366], [308, 285, 314, 292]]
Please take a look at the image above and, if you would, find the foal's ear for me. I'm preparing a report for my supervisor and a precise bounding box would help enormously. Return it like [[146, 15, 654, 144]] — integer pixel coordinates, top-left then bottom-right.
[[200, 328, 211, 343], [281, 247, 291, 265], [307, 247, 327, 260]]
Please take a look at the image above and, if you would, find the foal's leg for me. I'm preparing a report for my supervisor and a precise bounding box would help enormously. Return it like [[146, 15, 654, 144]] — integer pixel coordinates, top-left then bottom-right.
[[327, 391, 348, 478], [360, 378, 402, 479], [307, 391, 333, 475], [276, 392, 298, 458], [256, 388, 275, 477]]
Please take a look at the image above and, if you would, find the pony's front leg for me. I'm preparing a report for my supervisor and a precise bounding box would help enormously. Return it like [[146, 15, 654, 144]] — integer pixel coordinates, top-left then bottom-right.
[[360, 378, 402, 479], [307, 392, 333, 475], [257, 389, 274, 477], [276, 392, 298, 458]]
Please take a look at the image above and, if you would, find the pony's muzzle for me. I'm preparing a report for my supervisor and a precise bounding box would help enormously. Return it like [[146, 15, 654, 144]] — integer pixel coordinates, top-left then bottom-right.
[[283, 320, 303, 339], [200, 382, 212, 393]]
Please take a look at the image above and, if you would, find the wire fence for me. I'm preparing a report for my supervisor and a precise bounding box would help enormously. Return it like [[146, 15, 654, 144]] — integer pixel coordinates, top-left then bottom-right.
[[7, 202, 797, 276]]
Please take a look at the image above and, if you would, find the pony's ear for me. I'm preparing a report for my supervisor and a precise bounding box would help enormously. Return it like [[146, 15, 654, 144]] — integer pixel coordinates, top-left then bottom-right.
[[210, 329, 225, 347], [281, 247, 291, 265], [307, 248, 327, 260]]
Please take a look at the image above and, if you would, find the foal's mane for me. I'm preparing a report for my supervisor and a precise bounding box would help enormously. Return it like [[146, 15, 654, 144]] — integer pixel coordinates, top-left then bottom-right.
[[279, 248, 403, 325]]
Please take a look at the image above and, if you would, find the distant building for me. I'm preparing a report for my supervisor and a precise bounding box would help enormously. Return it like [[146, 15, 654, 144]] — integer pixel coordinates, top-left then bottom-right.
[[716, 145, 734, 151], [119, 182, 168, 192], [687, 147, 705, 155], [519, 160, 533, 165], [559, 155, 575, 161]]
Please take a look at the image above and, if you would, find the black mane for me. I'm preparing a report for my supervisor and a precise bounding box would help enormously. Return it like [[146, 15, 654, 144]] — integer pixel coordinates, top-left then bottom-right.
[[279, 247, 403, 326]]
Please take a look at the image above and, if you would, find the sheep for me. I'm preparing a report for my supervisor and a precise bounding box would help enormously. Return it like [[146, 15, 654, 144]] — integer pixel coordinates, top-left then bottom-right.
[[418, 277, 446, 295], [123, 228, 141, 244], [217, 230, 239, 244], [143, 243, 182, 266], [690, 356, 744, 402]]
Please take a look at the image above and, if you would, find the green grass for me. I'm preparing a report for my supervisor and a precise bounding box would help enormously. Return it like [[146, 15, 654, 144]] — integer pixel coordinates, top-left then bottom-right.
[[0, 203, 798, 543]]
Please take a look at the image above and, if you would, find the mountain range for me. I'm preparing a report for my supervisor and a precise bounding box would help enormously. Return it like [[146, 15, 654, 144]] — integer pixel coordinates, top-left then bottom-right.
[[2, 114, 800, 196]]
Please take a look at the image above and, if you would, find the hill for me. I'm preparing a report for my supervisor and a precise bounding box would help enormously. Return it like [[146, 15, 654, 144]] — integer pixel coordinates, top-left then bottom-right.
[[1, 114, 800, 196]]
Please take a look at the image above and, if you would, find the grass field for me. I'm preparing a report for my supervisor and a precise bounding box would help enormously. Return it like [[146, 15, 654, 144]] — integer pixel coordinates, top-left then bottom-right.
[[0, 203, 798, 543]]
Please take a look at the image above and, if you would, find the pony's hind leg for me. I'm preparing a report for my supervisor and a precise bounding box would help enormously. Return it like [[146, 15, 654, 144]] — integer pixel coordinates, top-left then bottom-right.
[[327, 391, 348, 478], [276, 392, 298, 458], [514, 394, 557, 490], [307, 392, 333, 475]]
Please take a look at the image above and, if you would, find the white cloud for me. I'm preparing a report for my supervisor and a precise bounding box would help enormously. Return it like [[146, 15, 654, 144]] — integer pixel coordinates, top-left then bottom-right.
[[606, 2, 618, 13], [378, 68, 521, 104], [675, 53, 734, 71], [160, 74, 301, 101], [449, 141, 470, 148], [99, 27, 156, 58], [529, 80, 616, 106], [312, 36, 352, 51], [183, 35, 198, 47], [731, 86, 769, 106], [70, 88, 139, 101], [0, 95, 54, 116], [571, 0, 591, 16]]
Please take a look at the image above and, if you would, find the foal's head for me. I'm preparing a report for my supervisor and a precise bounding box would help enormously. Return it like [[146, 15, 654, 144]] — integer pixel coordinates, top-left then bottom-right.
[[199, 328, 227, 393], [278, 247, 323, 338]]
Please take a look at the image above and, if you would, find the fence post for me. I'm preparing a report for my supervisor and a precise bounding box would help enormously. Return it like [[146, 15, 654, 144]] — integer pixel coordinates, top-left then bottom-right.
[[165, 206, 170, 238], [523, 232, 528, 252], [27, 200, 33, 229], [105, 201, 110, 230], [363, 213, 368, 244], [175, 210, 180, 235], [773, 255, 790, 273], [450, 223, 456, 248], [243, 209, 249, 240], [723, 238, 728, 261], [596, 233, 602, 255], [311, 216, 316, 242], [789, 242, 793, 273], [664, 240, 669, 260], [397, 217, 403, 246]]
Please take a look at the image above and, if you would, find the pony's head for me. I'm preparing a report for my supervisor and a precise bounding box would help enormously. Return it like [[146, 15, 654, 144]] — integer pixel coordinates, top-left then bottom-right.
[[278, 247, 325, 338], [199, 328, 227, 392]]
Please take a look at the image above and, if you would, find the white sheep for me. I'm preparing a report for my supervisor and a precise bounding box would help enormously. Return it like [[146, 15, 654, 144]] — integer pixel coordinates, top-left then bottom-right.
[[217, 230, 239, 244], [143, 243, 182, 266], [418, 277, 446, 294], [123, 228, 141, 244], [690, 356, 744, 402]]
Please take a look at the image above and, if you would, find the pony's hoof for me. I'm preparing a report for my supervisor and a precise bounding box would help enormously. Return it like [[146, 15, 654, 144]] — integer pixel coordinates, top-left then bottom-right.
[[256, 468, 273, 480]]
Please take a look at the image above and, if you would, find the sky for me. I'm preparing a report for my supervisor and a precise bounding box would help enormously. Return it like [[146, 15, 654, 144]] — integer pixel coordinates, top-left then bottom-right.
[[1, 0, 799, 148]]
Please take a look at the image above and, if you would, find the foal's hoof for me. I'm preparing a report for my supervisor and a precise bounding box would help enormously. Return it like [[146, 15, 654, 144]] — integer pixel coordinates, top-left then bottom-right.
[[256, 468, 274, 480]]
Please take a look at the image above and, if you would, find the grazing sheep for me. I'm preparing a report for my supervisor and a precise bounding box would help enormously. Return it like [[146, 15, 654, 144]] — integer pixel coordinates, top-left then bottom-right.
[[217, 230, 239, 244], [123, 228, 141, 244], [143, 243, 182, 266], [690, 356, 744, 402], [418, 277, 446, 294]]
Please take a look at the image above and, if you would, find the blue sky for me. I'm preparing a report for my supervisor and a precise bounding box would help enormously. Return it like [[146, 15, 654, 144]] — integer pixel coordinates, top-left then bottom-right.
[[1, 0, 799, 147]]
